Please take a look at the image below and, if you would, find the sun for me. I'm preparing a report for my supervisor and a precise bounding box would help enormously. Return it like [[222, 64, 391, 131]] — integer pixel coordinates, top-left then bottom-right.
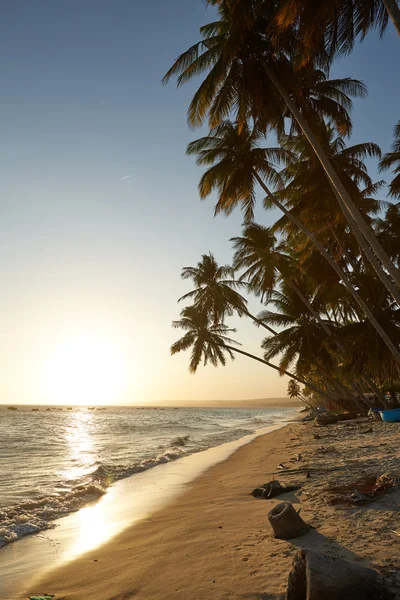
[[43, 334, 126, 405]]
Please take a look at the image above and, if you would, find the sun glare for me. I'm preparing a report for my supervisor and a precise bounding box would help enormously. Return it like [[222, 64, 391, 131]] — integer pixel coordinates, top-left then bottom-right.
[[43, 334, 126, 405]]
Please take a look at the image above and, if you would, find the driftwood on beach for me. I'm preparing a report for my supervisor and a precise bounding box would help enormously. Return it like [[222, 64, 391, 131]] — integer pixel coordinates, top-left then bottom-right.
[[286, 549, 380, 600], [268, 502, 309, 539], [251, 480, 300, 499]]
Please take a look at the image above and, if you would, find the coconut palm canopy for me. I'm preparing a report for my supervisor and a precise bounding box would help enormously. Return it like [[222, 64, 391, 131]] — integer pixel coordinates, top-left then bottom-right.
[[179, 252, 248, 322], [171, 306, 238, 373], [167, 0, 400, 411]]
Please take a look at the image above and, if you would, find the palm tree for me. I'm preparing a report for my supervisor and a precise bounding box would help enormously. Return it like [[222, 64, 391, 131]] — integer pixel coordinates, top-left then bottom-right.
[[163, 4, 400, 291], [334, 272, 400, 382], [231, 223, 335, 336], [380, 121, 400, 199], [272, 0, 398, 63], [171, 305, 332, 399], [287, 379, 312, 407], [179, 252, 277, 334], [232, 223, 372, 405], [187, 121, 287, 223], [375, 201, 400, 265], [187, 121, 400, 359], [274, 130, 400, 305], [259, 287, 337, 377], [259, 286, 359, 409], [171, 306, 238, 373], [231, 224, 289, 302]]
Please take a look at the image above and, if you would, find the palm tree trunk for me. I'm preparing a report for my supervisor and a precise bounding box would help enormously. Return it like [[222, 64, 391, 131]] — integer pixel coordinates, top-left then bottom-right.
[[292, 392, 312, 408], [316, 360, 364, 411], [253, 171, 400, 361], [277, 267, 347, 352], [362, 376, 389, 408], [326, 221, 359, 273], [262, 62, 400, 298], [244, 309, 277, 335], [281, 280, 365, 406], [284, 278, 357, 371], [286, 279, 332, 336], [223, 344, 333, 402], [383, 0, 400, 35], [333, 189, 400, 305], [298, 393, 310, 406]]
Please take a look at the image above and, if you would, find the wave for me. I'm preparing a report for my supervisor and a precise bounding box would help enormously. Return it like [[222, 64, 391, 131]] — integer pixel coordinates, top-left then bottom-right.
[[0, 480, 107, 548], [0, 424, 260, 548]]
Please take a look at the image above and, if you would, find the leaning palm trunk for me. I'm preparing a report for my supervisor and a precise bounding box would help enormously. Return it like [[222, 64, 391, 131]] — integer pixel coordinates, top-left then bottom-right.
[[244, 308, 277, 335], [262, 62, 400, 298], [316, 360, 363, 411], [327, 367, 366, 411], [383, 0, 400, 36], [283, 280, 366, 405], [333, 189, 400, 306], [326, 222, 359, 274], [362, 375, 389, 408], [286, 280, 332, 336], [298, 393, 311, 407], [253, 171, 400, 361], [322, 374, 353, 410], [223, 345, 333, 402]]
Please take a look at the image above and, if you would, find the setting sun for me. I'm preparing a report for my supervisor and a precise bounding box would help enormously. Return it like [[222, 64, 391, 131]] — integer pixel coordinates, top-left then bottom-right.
[[43, 334, 126, 405]]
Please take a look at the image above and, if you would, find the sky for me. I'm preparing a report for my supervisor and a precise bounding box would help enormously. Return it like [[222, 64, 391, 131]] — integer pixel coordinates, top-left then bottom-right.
[[1, 1, 400, 405]]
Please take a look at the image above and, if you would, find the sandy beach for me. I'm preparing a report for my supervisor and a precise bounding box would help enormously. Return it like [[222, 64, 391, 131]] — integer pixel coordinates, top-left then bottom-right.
[[24, 416, 400, 600]]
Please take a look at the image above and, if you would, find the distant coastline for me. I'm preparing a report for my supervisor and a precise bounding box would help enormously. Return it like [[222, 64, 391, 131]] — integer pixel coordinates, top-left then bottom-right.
[[1, 397, 301, 409]]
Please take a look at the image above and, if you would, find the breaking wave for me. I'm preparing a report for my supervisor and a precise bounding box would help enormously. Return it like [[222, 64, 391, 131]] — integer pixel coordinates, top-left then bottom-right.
[[0, 405, 294, 548]]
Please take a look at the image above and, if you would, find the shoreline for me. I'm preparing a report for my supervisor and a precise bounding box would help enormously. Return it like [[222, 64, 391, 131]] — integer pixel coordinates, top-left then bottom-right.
[[1, 416, 297, 600], [0, 406, 298, 553], [22, 422, 301, 600], [23, 416, 400, 600]]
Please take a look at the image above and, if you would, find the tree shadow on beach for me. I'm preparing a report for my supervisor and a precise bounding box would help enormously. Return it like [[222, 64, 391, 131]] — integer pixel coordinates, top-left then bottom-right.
[[290, 528, 375, 566], [242, 530, 386, 600]]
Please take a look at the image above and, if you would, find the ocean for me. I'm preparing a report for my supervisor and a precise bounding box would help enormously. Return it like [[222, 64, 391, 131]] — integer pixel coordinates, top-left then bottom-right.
[[0, 405, 295, 549]]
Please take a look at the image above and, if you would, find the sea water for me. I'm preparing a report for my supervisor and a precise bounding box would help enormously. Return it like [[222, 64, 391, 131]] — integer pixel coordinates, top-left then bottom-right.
[[0, 405, 294, 548]]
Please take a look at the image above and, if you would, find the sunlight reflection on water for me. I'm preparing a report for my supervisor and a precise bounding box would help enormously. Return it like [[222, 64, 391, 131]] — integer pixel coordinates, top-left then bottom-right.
[[68, 493, 114, 557], [61, 411, 96, 481]]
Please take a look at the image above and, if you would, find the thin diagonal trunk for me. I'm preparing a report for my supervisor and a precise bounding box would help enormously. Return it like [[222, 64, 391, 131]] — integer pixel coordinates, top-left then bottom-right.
[[333, 189, 400, 305], [298, 393, 311, 407], [322, 373, 337, 401], [326, 221, 359, 273], [262, 62, 400, 298], [383, 0, 400, 35], [294, 393, 312, 408], [316, 360, 363, 410], [286, 279, 332, 336], [253, 171, 400, 361], [284, 279, 360, 391], [223, 344, 333, 402], [244, 309, 277, 335], [279, 278, 365, 405], [362, 376, 388, 408]]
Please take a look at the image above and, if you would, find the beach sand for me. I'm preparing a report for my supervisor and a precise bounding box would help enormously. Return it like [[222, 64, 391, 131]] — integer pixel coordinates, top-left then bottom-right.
[[26, 417, 400, 599]]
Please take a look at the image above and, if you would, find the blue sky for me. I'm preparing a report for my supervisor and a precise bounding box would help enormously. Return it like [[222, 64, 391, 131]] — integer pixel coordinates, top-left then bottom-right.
[[0, 1, 399, 404]]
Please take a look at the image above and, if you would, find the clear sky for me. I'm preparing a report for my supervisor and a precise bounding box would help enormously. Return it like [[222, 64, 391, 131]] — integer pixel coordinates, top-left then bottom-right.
[[1, 1, 399, 404]]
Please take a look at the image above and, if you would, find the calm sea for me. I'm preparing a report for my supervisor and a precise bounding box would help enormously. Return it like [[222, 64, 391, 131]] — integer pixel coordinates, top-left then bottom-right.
[[0, 405, 295, 548]]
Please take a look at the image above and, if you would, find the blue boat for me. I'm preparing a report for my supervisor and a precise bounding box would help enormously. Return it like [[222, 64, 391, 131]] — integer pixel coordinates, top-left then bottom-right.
[[379, 408, 400, 423]]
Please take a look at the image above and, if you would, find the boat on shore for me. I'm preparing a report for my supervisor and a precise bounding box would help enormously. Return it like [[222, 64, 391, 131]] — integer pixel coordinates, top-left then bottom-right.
[[379, 408, 400, 423]]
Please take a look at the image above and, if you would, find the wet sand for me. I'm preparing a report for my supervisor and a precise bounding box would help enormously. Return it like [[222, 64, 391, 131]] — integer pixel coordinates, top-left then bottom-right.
[[22, 417, 400, 599], [1, 422, 291, 599]]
